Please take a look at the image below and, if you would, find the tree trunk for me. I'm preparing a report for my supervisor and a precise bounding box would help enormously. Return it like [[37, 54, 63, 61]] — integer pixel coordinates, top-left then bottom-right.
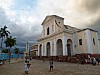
[[8, 47, 11, 62], [0, 37, 3, 53], [1, 37, 3, 48]]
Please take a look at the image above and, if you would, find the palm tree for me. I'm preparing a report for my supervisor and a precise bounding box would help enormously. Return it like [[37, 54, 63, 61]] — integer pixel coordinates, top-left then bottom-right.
[[14, 47, 19, 58], [0, 25, 10, 49], [4, 36, 16, 61]]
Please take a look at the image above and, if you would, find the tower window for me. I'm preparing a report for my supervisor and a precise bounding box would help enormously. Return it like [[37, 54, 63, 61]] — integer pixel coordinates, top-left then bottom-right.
[[47, 27, 49, 35], [93, 38, 95, 45], [79, 39, 82, 45]]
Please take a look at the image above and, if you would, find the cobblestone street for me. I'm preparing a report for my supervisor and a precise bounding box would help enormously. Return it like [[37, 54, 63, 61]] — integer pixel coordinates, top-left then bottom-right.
[[0, 59, 100, 75]]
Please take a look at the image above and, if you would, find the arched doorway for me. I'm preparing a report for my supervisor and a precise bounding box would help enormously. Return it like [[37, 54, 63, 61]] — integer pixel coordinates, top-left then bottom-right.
[[46, 42, 50, 56], [39, 44, 42, 56], [56, 39, 63, 56], [67, 39, 72, 56]]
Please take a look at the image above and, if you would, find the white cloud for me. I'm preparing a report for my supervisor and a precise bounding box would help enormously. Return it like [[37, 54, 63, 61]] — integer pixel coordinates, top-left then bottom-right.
[[0, 0, 14, 9], [0, 0, 100, 49]]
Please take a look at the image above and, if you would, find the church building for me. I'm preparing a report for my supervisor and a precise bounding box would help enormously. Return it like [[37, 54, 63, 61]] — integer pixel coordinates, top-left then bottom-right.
[[38, 15, 100, 58]]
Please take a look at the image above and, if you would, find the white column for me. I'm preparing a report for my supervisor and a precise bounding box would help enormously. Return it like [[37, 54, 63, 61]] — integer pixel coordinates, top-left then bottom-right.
[[50, 40, 52, 56], [66, 39, 68, 56], [43, 43, 45, 56], [41, 43, 43, 56], [45, 26, 46, 36], [63, 36, 67, 56], [72, 33, 76, 55], [96, 33, 100, 53], [54, 39, 56, 56], [50, 22, 52, 34], [54, 20, 55, 33], [44, 42, 47, 56]]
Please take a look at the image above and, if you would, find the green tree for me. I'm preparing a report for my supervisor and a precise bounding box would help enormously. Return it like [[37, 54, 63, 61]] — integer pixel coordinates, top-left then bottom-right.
[[14, 47, 19, 58], [14, 47, 19, 54], [4, 36, 16, 61], [2, 49, 9, 53], [0, 25, 10, 50]]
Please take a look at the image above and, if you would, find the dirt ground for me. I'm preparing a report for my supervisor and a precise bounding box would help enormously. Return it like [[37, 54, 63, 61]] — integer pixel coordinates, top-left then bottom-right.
[[0, 59, 100, 75]]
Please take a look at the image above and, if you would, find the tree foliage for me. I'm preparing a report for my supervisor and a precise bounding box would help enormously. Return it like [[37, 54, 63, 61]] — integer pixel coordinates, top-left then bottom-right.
[[4, 36, 16, 61], [0, 25, 10, 48], [14, 47, 19, 54], [4, 36, 16, 48], [2, 49, 9, 53]]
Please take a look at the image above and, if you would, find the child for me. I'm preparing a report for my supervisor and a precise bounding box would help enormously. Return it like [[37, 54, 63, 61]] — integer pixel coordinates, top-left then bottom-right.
[[27, 61, 31, 69], [24, 61, 28, 74], [24, 61, 31, 74], [93, 57, 96, 66], [50, 61, 53, 71]]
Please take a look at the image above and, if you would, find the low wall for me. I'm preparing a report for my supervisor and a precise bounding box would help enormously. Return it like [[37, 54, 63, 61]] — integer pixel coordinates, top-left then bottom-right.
[[0, 53, 24, 60]]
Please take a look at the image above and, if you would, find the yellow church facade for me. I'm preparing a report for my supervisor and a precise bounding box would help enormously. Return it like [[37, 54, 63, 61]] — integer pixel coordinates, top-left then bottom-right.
[[38, 15, 100, 57]]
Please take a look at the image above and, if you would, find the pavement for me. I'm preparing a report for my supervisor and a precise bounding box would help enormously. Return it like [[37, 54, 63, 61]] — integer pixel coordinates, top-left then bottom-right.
[[0, 59, 100, 75]]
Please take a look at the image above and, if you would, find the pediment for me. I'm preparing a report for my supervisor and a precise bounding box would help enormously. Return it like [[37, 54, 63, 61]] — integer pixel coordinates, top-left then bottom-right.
[[41, 16, 53, 25], [41, 15, 64, 25]]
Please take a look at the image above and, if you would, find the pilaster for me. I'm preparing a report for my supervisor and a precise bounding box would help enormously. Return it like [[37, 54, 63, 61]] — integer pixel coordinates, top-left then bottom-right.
[[63, 36, 67, 56], [54, 39, 56, 56], [50, 41, 52, 56]]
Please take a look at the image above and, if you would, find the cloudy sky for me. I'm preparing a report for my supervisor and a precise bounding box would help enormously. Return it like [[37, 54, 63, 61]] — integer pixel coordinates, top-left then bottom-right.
[[0, 0, 100, 51]]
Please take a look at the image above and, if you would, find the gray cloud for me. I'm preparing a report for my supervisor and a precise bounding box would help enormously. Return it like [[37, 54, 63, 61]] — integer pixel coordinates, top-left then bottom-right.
[[89, 17, 100, 34], [69, 0, 100, 34], [76, 0, 100, 13], [0, 7, 41, 51]]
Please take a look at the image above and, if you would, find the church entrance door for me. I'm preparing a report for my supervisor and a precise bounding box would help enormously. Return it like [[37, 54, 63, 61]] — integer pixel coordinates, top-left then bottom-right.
[[67, 39, 72, 56], [39, 44, 42, 56], [57, 39, 63, 56], [47, 42, 50, 57]]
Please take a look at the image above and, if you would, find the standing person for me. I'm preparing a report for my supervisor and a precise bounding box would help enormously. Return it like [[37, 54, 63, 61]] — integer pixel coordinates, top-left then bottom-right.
[[24, 60, 31, 74], [27, 61, 31, 69], [24, 61, 29, 74], [93, 57, 96, 66], [81, 56, 84, 65], [0, 60, 4, 68], [97, 58, 100, 65], [50, 58, 53, 71], [88, 54, 90, 60], [96, 58, 100, 65], [76, 55, 79, 64], [50, 60, 53, 71]]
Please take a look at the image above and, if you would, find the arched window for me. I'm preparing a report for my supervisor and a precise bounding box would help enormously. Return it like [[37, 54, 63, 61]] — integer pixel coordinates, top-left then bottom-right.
[[79, 39, 82, 45], [47, 27, 49, 35], [93, 38, 95, 45]]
